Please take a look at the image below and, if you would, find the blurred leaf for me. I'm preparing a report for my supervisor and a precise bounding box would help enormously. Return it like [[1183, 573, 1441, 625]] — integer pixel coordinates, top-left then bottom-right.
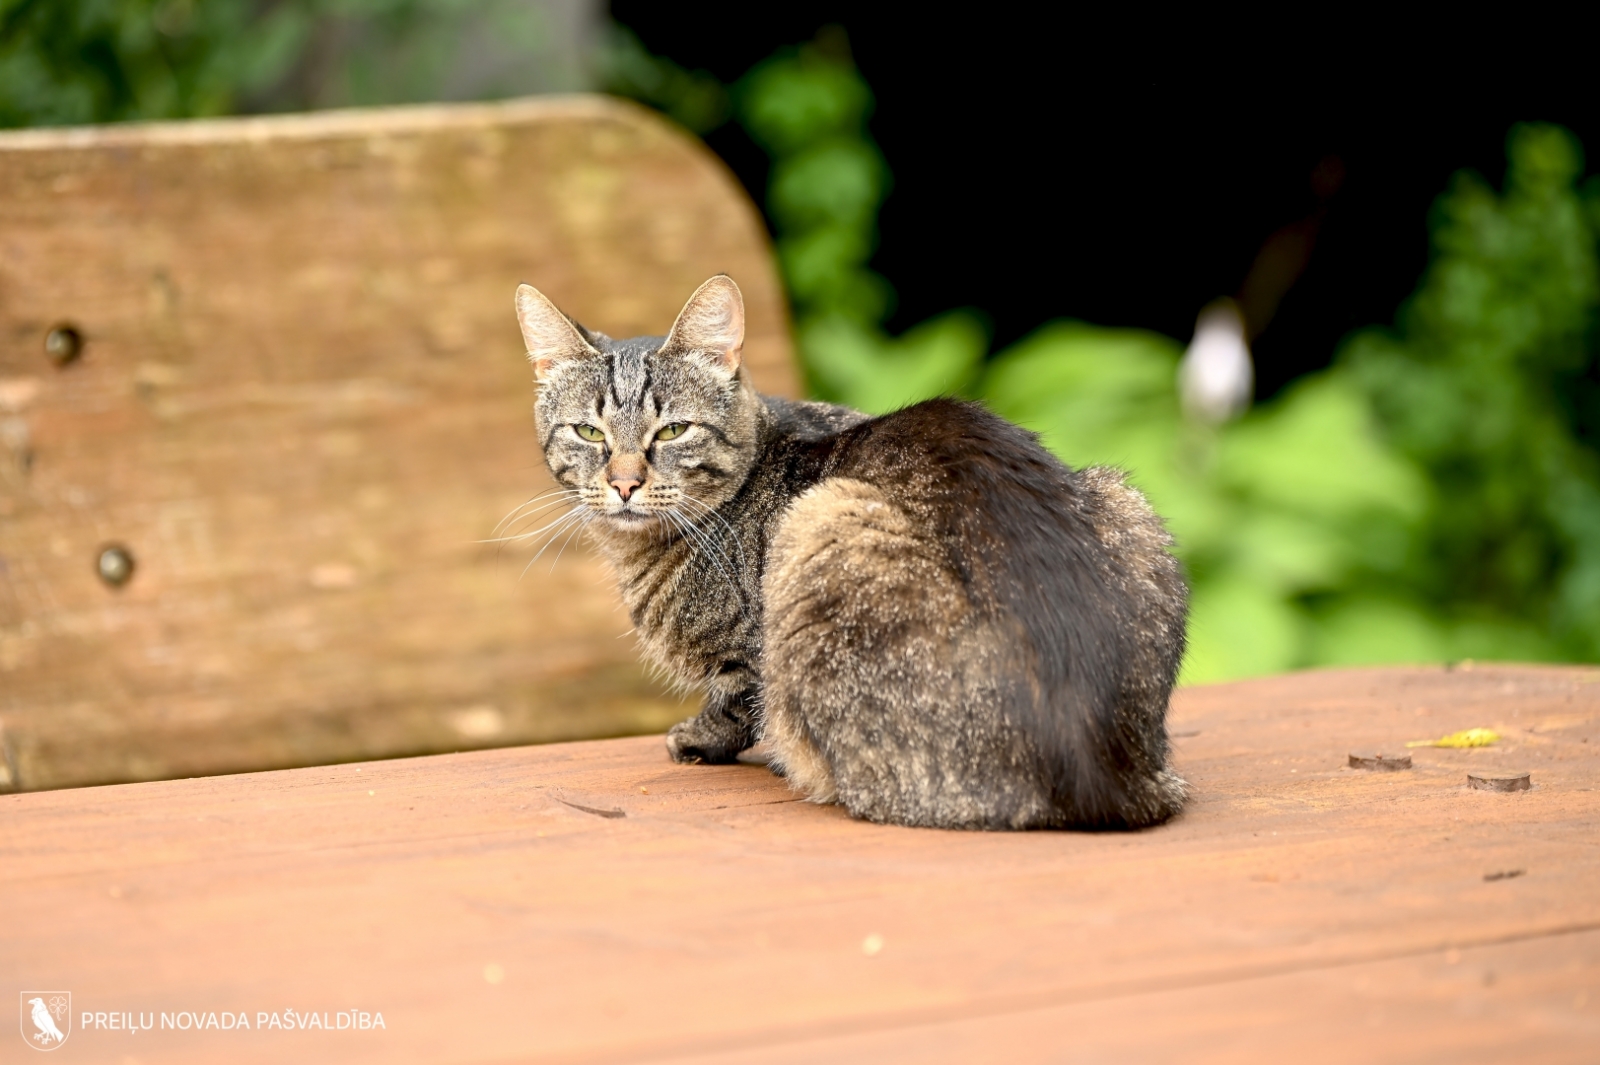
[[598, 25, 727, 134], [1406, 727, 1501, 749], [735, 47, 871, 156], [1307, 597, 1452, 668], [1342, 122, 1600, 656], [1180, 575, 1307, 684], [0, 0, 303, 127], [1216, 373, 1428, 522], [776, 223, 873, 298], [767, 138, 888, 232], [802, 311, 986, 414]]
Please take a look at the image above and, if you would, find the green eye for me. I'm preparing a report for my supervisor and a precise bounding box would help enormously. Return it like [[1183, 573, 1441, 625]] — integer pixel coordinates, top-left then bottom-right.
[[574, 424, 605, 442], [655, 422, 689, 441]]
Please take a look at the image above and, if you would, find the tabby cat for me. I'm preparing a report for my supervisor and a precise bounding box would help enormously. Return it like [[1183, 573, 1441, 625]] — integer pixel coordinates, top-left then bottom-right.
[[514, 275, 1189, 829]]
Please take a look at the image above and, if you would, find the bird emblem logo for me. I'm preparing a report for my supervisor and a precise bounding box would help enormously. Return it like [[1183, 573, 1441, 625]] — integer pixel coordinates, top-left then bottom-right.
[[19, 992, 70, 1051]]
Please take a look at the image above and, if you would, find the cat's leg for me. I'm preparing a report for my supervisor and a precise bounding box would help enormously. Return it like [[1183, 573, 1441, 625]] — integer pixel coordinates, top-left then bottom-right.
[[665, 675, 759, 764], [760, 673, 836, 801]]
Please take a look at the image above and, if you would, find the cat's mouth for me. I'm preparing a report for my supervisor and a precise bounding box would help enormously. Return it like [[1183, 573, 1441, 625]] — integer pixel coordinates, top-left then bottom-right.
[[600, 504, 662, 529]]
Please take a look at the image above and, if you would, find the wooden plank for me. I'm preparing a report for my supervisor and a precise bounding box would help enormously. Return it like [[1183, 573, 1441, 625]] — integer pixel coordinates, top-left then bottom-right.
[[2, 665, 1596, 1063], [0, 97, 797, 792], [667, 931, 1600, 1064]]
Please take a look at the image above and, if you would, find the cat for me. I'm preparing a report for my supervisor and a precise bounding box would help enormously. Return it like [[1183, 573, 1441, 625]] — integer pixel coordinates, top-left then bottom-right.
[[513, 274, 1189, 830]]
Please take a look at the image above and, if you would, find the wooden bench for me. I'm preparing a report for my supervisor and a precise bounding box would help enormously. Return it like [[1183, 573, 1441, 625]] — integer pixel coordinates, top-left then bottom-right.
[[3, 664, 1596, 1061], [0, 97, 798, 793]]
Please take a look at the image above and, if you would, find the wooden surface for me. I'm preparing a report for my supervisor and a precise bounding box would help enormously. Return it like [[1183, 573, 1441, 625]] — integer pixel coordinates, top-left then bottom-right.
[[0, 96, 798, 793], [4, 664, 1597, 1063]]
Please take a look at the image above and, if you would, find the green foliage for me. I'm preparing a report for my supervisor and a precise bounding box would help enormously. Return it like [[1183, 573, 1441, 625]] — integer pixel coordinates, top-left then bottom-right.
[[803, 311, 986, 413], [980, 123, 1600, 680], [731, 34, 987, 409], [0, 0, 305, 126], [597, 25, 727, 135], [1342, 124, 1600, 659], [734, 38, 889, 327], [0, 0, 582, 129]]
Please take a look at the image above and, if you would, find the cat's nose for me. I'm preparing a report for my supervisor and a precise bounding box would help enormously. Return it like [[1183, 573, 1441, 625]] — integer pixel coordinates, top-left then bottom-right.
[[607, 454, 647, 501]]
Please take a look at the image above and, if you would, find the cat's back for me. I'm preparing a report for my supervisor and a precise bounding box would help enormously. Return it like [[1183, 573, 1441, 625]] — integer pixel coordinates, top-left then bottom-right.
[[760, 398, 1188, 830], [818, 399, 1127, 586], [762, 394, 870, 440]]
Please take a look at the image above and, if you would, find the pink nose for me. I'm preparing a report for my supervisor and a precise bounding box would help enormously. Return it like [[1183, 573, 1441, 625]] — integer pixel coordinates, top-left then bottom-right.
[[610, 476, 641, 501]]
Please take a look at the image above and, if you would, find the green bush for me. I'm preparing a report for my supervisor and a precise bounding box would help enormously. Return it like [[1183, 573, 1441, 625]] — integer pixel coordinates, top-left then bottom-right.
[[0, 0, 584, 129], [0, 0, 303, 126], [982, 124, 1600, 680]]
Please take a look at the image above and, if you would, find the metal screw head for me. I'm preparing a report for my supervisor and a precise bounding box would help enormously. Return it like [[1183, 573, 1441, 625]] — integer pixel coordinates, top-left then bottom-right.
[[45, 324, 83, 367], [97, 544, 135, 587]]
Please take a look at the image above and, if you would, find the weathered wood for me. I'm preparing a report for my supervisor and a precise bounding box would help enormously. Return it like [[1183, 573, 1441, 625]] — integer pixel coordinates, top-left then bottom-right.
[[1349, 750, 1412, 770], [0, 97, 798, 792], [1469, 771, 1534, 792], [3, 665, 1596, 1062]]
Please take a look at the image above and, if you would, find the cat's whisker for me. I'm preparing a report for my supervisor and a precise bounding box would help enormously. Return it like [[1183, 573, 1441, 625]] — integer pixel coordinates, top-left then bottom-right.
[[503, 504, 586, 556], [495, 485, 578, 525], [669, 503, 752, 594], [503, 490, 583, 521], [546, 512, 594, 573], [520, 509, 589, 579], [499, 498, 588, 534], [485, 504, 587, 545], [481, 513, 584, 545], [666, 507, 748, 619], [492, 488, 584, 537], [486, 496, 584, 570], [491, 506, 586, 542], [672, 492, 751, 571]]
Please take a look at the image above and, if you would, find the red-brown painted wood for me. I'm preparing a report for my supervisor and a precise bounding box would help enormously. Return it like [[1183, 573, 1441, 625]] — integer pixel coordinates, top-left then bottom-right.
[[3, 664, 1597, 1062]]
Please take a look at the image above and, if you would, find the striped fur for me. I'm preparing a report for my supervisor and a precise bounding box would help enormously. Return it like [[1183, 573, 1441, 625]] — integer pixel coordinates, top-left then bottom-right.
[[514, 277, 1189, 829]]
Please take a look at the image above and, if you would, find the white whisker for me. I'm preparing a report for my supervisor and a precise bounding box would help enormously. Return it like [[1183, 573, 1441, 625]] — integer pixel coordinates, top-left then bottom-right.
[[520, 509, 589, 580], [492, 487, 584, 538]]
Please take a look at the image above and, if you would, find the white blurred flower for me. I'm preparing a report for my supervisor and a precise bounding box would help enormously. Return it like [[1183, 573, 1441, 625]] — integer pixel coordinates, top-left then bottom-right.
[[1179, 299, 1253, 423]]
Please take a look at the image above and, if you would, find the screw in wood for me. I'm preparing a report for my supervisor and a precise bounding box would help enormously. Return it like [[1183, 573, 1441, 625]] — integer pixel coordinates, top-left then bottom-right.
[[1467, 772, 1530, 792], [44, 324, 83, 367], [96, 544, 135, 587], [1348, 751, 1412, 771]]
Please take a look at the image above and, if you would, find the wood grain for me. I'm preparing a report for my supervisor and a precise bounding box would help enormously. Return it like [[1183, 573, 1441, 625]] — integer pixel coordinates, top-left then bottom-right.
[[3, 665, 1596, 1063], [0, 97, 797, 792]]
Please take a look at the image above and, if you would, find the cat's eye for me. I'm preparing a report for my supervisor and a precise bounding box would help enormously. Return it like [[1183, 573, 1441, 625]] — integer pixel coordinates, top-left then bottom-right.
[[655, 422, 689, 441], [574, 424, 606, 442]]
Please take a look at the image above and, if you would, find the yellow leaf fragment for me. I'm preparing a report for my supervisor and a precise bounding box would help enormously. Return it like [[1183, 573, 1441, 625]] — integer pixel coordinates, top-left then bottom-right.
[[1405, 728, 1501, 749]]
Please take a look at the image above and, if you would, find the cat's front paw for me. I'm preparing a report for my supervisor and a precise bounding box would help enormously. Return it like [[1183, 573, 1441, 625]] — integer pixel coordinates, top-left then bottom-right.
[[665, 718, 745, 765]]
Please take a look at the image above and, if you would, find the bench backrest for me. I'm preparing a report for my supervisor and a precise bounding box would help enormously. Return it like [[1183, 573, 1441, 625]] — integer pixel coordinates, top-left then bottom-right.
[[0, 96, 797, 792]]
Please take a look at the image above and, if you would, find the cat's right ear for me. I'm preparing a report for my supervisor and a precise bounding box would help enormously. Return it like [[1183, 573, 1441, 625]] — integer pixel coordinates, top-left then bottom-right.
[[516, 284, 599, 381]]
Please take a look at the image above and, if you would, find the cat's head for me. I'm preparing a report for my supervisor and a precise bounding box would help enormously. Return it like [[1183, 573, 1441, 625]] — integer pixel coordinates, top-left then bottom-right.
[[514, 275, 764, 533]]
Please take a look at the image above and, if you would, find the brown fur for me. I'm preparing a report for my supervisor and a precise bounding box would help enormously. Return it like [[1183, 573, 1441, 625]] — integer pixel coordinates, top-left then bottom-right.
[[514, 276, 1190, 830]]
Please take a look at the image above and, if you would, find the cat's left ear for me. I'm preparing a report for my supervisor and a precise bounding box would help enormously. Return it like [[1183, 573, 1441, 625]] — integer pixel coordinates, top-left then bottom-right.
[[662, 274, 745, 377], [516, 283, 600, 381]]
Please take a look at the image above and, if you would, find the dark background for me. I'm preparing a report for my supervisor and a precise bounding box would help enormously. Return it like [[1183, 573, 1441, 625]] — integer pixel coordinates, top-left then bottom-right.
[[608, 7, 1598, 400]]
